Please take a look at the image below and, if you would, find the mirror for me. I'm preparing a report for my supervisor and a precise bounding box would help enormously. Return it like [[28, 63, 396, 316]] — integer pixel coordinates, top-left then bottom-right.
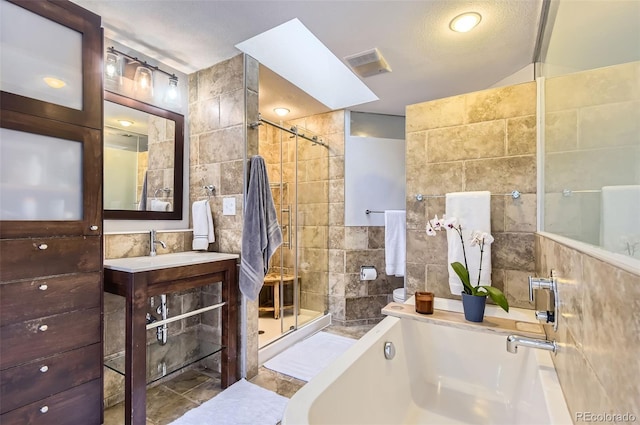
[[540, 0, 640, 264], [103, 91, 184, 220]]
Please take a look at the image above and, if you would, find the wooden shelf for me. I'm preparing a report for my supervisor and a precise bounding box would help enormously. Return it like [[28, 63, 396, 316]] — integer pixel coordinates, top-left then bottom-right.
[[382, 302, 545, 339]]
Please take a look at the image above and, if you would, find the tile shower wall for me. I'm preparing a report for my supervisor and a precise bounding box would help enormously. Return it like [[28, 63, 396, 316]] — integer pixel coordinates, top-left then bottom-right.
[[537, 234, 640, 419], [258, 120, 330, 314], [405, 82, 537, 308], [103, 231, 199, 408]]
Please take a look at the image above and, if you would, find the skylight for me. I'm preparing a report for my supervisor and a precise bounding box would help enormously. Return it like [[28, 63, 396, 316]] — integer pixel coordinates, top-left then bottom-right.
[[235, 18, 378, 110]]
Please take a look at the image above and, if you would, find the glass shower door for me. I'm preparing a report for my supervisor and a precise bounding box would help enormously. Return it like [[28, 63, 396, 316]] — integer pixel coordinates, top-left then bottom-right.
[[257, 120, 328, 348]]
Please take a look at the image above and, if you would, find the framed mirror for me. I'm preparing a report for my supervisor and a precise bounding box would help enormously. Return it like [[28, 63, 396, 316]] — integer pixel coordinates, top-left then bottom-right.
[[104, 91, 184, 220]]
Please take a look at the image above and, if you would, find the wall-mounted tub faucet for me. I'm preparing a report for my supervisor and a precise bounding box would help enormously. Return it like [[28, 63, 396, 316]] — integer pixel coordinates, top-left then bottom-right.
[[529, 269, 559, 331], [150, 229, 167, 257], [506, 335, 557, 354]]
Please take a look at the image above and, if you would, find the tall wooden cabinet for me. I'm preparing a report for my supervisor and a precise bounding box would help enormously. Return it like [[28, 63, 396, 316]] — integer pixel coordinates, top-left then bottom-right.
[[0, 1, 104, 423]]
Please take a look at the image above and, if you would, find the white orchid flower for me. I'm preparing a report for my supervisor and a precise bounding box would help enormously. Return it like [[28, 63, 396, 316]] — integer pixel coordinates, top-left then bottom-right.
[[432, 214, 444, 230], [426, 224, 436, 236], [470, 230, 482, 247], [482, 232, 494, 245], [443, 216, 459, 230]]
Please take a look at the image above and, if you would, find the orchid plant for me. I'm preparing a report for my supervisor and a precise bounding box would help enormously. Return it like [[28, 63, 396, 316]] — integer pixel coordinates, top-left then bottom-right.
[[426, 215, 509, 312]]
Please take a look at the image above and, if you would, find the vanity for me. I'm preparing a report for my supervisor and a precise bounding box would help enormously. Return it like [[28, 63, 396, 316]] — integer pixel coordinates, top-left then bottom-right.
[[103, 252, 239, 425]]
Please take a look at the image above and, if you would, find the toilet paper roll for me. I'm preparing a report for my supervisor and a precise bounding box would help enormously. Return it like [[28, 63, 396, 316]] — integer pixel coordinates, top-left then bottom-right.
[[360, 266, 377, 281]]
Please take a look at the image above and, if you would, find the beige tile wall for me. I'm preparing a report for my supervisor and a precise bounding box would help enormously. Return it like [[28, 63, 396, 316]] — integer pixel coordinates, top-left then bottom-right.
[[537, 234, 640, 419], [189, 54, 258, 377], [145, 115, 175, 208], [405, 82, 537, 308]]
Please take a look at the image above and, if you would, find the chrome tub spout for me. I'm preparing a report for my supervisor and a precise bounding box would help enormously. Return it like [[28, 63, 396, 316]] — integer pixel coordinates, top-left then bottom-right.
[[507, 335, 557, 354]]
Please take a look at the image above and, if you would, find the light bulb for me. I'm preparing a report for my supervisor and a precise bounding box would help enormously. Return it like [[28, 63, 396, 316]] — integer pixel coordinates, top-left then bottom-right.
[[105, 52, 119, 78], [118, 120, 134, 127], [43, 77, 66, 89], [450, 12, 482, 33], [133, 66, 154, 98], [274, 107, 290, 117], [167, 77, 178, 100], [163, 75, 181, 106]]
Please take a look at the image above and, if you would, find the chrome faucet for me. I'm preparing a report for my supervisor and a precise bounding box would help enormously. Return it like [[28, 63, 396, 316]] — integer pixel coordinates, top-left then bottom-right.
[[149, 229, 167, 257], [506, 335, 557, 354]]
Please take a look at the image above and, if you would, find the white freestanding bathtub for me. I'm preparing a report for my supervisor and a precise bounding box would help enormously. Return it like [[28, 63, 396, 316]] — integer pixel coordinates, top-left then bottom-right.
[[282, 299, 572, 425]]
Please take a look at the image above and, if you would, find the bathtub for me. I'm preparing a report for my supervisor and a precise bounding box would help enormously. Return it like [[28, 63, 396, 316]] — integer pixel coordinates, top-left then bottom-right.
[[282, 299, 572, 425]]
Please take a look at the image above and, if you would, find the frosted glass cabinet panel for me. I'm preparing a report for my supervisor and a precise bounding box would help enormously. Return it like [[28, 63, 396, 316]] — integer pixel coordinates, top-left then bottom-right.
[[0, 0, 102, 130], [0, 0, 82, 110], [0, 109, 102, 238], [0, 128, 83, 220]]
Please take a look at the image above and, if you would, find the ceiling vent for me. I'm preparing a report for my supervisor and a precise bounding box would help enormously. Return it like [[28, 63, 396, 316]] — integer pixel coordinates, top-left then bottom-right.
[[344, 48, 391, 78]]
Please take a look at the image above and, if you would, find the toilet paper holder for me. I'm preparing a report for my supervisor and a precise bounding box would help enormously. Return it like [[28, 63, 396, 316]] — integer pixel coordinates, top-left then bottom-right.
[[360, 266, 377, 281]]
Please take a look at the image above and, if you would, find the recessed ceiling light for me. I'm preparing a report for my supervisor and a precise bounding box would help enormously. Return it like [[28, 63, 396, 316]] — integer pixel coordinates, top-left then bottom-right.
[[449, 12, 482, 33], [43, 77, 66, 89], [274, 108, 290, 117], [118, 120, 134, 127]]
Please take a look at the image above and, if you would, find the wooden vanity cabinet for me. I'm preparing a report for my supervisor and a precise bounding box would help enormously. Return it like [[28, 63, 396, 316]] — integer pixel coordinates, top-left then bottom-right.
[[0, 1, 104, 424]]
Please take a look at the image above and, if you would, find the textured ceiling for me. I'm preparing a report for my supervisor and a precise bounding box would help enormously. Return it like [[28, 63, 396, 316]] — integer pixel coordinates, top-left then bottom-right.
[[73, 0, 543, 119]]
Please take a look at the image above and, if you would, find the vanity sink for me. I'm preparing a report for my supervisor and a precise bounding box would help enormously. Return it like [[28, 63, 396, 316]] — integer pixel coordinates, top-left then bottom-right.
[[104, 251, 239, 273], [103, 251, 239, 425]]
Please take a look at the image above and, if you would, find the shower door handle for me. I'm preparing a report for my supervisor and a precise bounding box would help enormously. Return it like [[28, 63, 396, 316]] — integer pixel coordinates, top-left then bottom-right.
[[282, 205, 292, 249]]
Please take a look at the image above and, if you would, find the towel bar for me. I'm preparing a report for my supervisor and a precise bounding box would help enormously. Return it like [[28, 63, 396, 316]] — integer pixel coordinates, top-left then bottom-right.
[[414, 190, 521, 200]]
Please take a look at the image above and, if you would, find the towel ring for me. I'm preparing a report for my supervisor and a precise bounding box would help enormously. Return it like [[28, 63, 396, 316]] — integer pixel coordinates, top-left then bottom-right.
[[203, 184, 216, 196]]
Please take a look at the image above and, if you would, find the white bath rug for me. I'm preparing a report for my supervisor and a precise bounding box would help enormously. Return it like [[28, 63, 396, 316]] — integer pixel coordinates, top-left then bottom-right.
[[264, 331, 356, 382], [168, 379, 288, 425]]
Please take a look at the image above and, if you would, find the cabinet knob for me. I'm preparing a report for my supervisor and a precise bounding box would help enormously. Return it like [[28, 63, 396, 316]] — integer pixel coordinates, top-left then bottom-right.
[[37, 243, 48, 250], [38, 324, 48, 332], [40, 365, 49, 373], [90, 225, 99, 231], [38, 284, 48, 291], [40, 406, 49, 414]]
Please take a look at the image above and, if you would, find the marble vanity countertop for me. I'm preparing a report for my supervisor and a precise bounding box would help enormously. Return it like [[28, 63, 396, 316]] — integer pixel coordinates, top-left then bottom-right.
[[104, 251, 239, 273], [382, 302, 545, 339]]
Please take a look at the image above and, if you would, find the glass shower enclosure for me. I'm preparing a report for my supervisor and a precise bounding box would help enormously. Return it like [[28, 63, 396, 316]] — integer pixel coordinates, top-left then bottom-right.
[[257, 116, 329, 347]]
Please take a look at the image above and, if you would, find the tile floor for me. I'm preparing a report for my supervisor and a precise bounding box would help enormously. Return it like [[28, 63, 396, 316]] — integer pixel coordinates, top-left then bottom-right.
[[103, 324, 375, 425]]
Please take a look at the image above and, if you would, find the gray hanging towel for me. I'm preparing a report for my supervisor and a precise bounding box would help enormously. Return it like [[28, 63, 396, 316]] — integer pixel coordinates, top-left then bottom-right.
[[239, 156, 283, 300], [138, 170, 148, 210]]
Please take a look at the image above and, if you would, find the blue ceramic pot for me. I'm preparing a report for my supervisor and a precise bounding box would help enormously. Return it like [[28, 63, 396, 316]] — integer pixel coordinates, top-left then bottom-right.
[[461, 292, 487, 322]]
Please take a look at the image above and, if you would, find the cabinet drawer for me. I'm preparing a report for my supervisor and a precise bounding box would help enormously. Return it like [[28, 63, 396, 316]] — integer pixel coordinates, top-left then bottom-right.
[[0, 378, 101, 425], [0, 272, 101, 326], [0, 236, 101, 282], [0, 307, 100, 370], [0, 343, 101, 414]]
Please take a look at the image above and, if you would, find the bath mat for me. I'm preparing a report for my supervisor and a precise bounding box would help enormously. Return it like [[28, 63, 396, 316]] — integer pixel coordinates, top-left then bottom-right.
[[264, 331, 356, 382], [168, 379, 288, 425]]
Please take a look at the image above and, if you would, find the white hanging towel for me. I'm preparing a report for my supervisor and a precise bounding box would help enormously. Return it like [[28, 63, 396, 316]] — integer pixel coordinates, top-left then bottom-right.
[[445, 191, 491, 295], [150, 199, 171, 211], [600, 185, 640, 258], [192, 199, 215, 250], [384, 210, 406, 277]]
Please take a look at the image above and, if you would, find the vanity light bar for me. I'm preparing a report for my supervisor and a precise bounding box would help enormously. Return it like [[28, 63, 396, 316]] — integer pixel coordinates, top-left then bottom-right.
[[107, 46, 178, 82]]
